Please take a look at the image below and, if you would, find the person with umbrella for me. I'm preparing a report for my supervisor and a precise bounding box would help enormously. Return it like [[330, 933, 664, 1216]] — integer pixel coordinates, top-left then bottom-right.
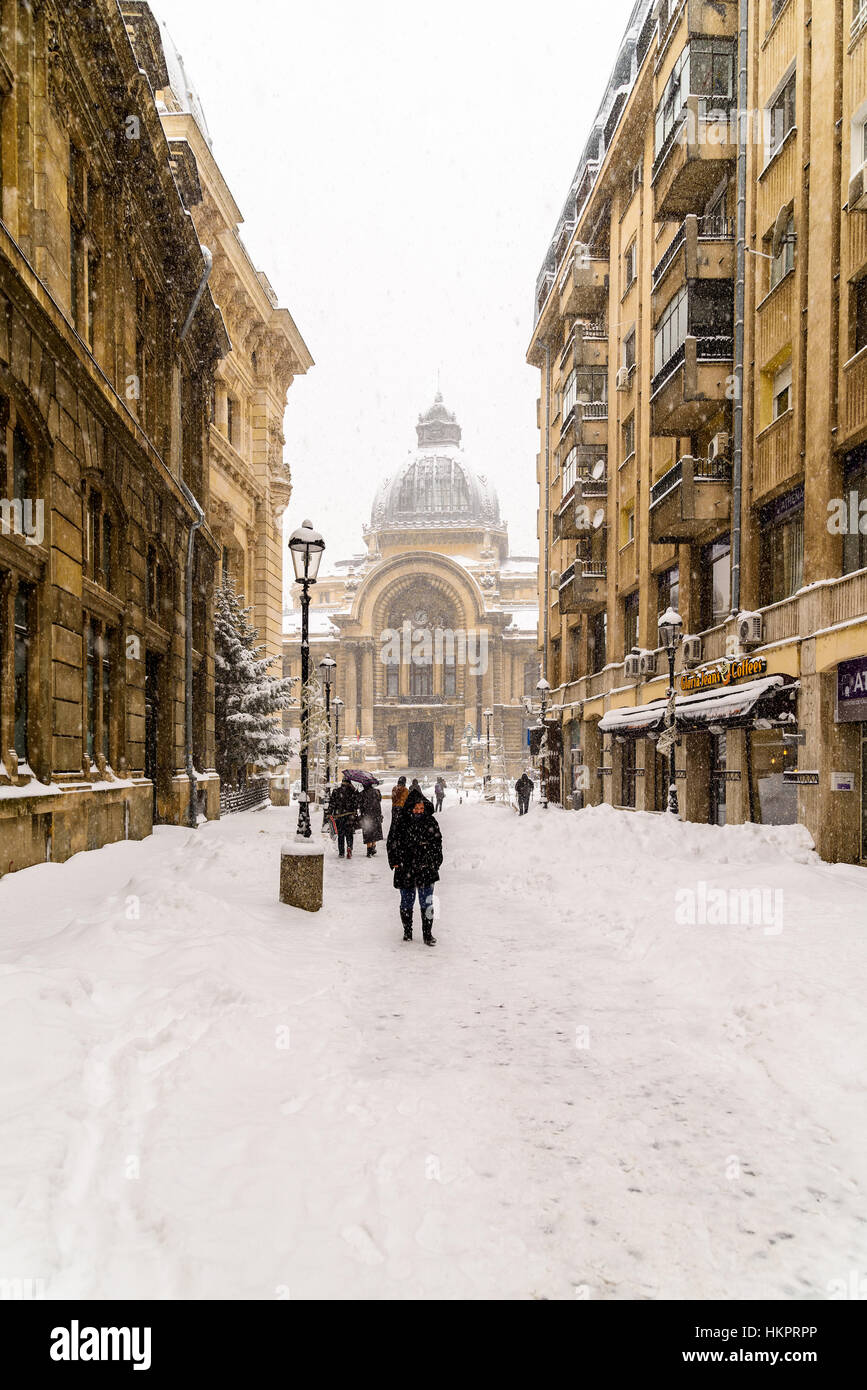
[[329, 772, 362, 858], [360, 778, 384, 857], [386, 784, 443, 946]]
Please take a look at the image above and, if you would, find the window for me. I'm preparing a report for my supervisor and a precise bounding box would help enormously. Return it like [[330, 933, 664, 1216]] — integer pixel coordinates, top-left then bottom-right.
[[387, 724, 398, 750], [85, 618, 115, 766], [623, 329, 636, 375], [842, 455, 867, 575], [655, 46, 690, 157], [562, 447, 578, 494], [135, 279, 155, 436], [85, 490, 113, 588], [13, 582, 33, 763], [654, 41, 735, 160], [854, 277, 867, 355], [590, 610, 607, 674], [622, 414, 635, 460], [386, 657, 399, 696], [227, 396, 236, 446], [623, 591, 639, 654], [700, 534, 731, 629], [146, 544, 162, 621], [759, 485, 804, 604], [444, 651, 457, 697], [12, 424, 32, 502], [444, 725, 455, 752], [575, 367, 608, 404], [710, 732, 727, 826], [657, 565, 680, 617], [624, 240, 637, 289], [622, 504, 635, 547], [769, 214, 795, 289], [654, 286, 688, 376], [631, 160, 643, 198], [772, 360, 792, 419], [768, 72, 796, 159], [410, 662, 432, 697], [562, 371, 577, 419]]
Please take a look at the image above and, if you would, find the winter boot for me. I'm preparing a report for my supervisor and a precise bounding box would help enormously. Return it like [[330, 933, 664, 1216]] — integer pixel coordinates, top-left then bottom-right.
[[346, 846, 352, 860], [400, 908, 413, 941], [422, 911, 436, 947]]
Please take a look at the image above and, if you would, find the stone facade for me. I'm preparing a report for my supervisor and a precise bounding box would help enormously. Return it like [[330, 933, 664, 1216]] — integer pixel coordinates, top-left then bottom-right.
[[283, 398, 539, 782], [0, 0, 227, 875]]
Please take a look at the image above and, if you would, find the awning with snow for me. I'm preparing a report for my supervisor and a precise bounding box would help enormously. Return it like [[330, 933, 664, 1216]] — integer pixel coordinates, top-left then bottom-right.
[[597, 676, 799, 738]]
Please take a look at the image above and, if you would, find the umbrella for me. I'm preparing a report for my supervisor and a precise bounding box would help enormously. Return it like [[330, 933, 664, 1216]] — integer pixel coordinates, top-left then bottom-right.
[[342, 769, 379, 786]]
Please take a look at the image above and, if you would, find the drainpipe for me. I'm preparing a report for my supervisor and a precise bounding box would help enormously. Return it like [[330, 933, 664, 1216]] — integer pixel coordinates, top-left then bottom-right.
[[542, 341, 551, 679], [178, 245, 213, 830], [730, 0, 748, 616]]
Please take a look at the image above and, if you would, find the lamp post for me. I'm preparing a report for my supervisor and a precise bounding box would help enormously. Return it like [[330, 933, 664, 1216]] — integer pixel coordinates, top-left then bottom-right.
[[657, 606, 683, 816], [288, 519, 325, 837], [483, 707, 493, 792], [319, 655, 336, 787], [332, 696, 344, 775], [536, 678, 551, 809]]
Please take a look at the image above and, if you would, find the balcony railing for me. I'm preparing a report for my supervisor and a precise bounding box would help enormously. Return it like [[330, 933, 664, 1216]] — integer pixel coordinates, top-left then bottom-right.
[[651, 335, 733, 396], [650, 454, 731, 509], [652, 215, 735, 288], [652, 95, 737, 180]]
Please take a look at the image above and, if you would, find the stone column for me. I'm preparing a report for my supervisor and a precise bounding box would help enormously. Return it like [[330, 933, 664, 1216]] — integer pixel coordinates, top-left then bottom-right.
[[361, 642, 374, 736]]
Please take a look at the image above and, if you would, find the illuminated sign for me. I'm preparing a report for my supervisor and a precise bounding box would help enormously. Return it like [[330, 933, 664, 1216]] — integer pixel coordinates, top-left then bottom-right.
[[679, 656, 767, 694]]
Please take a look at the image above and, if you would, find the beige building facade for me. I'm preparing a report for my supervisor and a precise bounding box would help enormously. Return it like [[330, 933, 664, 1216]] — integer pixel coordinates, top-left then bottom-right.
[[529, 0, 867, 863], [283, 397, 538, 780]]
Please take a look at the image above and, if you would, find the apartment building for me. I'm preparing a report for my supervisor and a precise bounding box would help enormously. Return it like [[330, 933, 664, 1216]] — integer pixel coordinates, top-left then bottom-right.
[[528, 0, 867, 863]]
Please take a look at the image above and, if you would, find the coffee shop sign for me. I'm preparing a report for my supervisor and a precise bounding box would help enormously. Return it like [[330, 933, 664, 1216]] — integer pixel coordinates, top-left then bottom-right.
[[680, 656, 768, 694]]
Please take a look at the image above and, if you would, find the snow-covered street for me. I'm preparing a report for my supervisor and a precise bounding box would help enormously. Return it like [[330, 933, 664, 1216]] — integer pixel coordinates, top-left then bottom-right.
[[1, 798, 865, 1301]]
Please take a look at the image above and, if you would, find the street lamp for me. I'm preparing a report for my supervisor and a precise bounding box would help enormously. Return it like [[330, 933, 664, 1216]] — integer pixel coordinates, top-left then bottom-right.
[[288, 519, 325, 837], [536, 678, 551, 809], [657, 606, 683, 816], [319, 655, 336, 787], [332, 696, 344, 774], [483, 707, 493, 792]]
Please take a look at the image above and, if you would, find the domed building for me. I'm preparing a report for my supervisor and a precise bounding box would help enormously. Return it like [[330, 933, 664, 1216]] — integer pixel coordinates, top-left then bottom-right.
[[283, 398, 539, 777]]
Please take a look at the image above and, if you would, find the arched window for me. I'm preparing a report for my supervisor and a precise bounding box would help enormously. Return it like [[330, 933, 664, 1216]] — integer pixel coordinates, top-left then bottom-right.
[[84, 487, 114, 589]]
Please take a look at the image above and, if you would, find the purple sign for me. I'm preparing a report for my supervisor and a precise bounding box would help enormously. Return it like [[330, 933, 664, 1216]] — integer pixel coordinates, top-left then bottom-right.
[[836, 656, 867, 723]]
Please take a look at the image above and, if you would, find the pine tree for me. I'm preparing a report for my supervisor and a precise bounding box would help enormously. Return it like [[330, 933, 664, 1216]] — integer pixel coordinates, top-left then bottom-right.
[[214, 579, 296, 784]]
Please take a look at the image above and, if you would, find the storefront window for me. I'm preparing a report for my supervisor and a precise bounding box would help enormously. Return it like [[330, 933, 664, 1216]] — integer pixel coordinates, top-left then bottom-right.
[[570, 722, 584, 809], [620, 738, 637, 808], [710, 731, 727, 826], [749, 729, 798, 824]]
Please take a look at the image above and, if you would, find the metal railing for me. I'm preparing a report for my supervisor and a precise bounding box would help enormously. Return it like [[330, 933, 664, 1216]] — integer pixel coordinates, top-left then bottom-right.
[[650, 455, 732, 509], [219, 775, 270, 815]]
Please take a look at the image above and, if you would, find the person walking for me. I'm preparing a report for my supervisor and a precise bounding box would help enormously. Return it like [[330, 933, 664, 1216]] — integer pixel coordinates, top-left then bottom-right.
[[386, 785, 443, 946], [330, 775, 360, 858], [515, 771, 534, 816], [434, 776, 445, 813], [360, 780, 384, 857], [391, 776, 408, 817]]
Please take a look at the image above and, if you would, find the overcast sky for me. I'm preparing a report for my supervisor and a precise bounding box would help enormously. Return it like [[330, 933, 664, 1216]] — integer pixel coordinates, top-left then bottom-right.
[[153, 0, 636, 580]]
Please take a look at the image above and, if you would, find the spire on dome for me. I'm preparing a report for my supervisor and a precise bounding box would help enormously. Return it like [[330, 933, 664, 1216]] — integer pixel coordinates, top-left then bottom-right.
[[416, 394, 461, 449]]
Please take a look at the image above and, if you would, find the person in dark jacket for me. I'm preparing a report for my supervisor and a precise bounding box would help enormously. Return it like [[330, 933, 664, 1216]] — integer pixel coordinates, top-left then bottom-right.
[[434, 776, 445, 812], [360, 781, 384, 856], [330, 777, 360, 858], [515, 771, 534, 816], [386, 786, 443, 945]]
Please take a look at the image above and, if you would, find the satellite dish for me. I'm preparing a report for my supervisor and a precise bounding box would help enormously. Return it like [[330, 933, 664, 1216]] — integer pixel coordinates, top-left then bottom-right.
[[591, 458, 606, 480], [771, 205, 791, 257], [592, 508, 605, 530]]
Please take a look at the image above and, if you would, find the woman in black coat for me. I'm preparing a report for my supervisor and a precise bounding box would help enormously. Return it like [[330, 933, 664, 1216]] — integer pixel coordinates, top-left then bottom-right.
[[386, 787, 443, 945], [360, 782, 384, 856]]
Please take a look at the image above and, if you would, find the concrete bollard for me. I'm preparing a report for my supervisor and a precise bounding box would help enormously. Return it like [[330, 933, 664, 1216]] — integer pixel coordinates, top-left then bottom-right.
[[279, 841, 324, 913]]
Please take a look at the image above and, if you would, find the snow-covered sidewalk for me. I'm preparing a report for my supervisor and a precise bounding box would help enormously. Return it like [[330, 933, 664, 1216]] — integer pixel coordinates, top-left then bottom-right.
[[0, 799, 864, 1300]]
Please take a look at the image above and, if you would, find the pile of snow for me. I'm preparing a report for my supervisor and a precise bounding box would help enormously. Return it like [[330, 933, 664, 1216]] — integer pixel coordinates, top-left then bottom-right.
[[0, 800, 864, 1299]]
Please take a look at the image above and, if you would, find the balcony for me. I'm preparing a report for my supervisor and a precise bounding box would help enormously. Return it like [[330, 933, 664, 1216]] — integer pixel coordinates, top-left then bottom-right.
[[652, 94, 737, 221], [650, 334, 733, 435], [559, 254, 610, 318], [651, 214, 735, 315], [649, 455, 732, 543], [558, 559, 608, 615], [559, 318, 608, 372], [560, 399, 609, 452]]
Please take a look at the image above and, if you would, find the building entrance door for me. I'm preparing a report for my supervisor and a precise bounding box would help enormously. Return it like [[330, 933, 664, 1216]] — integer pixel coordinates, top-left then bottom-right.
[[145, 652, 161, 823], [408, 722, 434, 768]]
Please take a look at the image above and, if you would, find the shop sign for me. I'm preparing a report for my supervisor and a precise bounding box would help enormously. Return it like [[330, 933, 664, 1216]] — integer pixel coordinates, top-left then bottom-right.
[[836, 656, 867, 723], [712, 770, 742, 781], [680, 656, 768, 694], [831, 771, 855, 792], [782, 769, 820, 786]]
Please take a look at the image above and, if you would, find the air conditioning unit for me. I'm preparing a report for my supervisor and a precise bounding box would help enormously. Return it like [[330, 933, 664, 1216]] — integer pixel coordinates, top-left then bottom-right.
[[624, 650, 642, 680], [737, 610, 764, 648], [639, 649, 659, 678], [550, 570, 561, 589], [682, 635, 703, 667], [708, 431, 730, 460], [849, 163, 867, 213], [615, 366, 630, 391]]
